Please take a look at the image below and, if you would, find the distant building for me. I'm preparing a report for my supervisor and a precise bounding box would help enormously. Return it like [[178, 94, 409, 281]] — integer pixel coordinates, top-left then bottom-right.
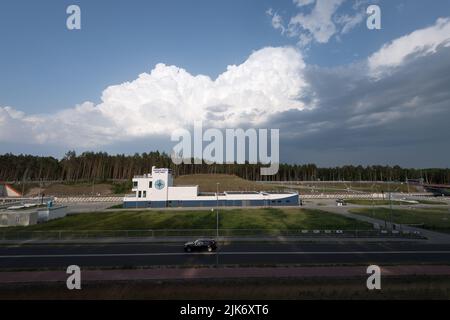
[[37, 205, 68, 223], [0, 184, 21, 197], [0, 210, 38, 227], [123, 166, 299, 208]]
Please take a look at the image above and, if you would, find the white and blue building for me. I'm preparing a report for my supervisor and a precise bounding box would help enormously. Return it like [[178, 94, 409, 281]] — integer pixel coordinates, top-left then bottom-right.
[[123, 167, 299, 208]]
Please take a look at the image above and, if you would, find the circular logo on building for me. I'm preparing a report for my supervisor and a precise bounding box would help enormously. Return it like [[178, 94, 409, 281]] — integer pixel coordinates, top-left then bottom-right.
[[154, 179, 165, 190]]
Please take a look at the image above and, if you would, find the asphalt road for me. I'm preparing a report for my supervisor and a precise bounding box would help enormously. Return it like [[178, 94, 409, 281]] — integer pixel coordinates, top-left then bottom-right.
[[2, 241, 450, 269]]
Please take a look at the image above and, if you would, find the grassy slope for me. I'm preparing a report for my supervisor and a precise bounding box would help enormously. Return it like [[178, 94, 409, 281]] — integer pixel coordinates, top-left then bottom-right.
[[346, 199, 447, 206], [21, 174, 278, 196], [21, 174, 426, 196], [346, 200, 410, 206], [4, 208, 372, 231], [350, 207, 450, 232], [25, 183, 114, 197], [275, 182, 416, 194], [174, 174, 277, 192], [416, 199, 447, 205]]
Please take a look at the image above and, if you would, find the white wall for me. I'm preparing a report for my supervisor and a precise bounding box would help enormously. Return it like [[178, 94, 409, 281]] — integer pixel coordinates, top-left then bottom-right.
[[0, 211, 38, 227], [37, 206, 68, 223], [167, 186, 199, 200]]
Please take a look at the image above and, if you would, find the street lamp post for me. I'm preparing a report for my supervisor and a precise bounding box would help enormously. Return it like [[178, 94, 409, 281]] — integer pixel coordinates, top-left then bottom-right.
[[216, 182, 220, 267], [216, 182, 220, 238], [387, 182, 400, 231], [388, 189, 393, 230]]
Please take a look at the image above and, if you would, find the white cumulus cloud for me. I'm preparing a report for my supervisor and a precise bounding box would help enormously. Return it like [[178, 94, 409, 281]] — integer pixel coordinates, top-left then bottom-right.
[[289, 0, 345, 44], [0, 47, 308, 148], [266, 9, 286, 34], [293, 0, 316, 7], [369, 17, 450, 77], [271, 0, 365, 46]]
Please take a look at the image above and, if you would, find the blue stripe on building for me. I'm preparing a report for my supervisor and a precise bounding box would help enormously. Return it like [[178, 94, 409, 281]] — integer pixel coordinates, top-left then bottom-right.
[[123, 194, 299, 208]]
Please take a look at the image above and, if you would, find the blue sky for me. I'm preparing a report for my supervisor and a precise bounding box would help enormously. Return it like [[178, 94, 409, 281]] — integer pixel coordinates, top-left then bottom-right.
[[1, 0, 287, 112], [1, 0, 450, 167], [1, 0, 448, 113]]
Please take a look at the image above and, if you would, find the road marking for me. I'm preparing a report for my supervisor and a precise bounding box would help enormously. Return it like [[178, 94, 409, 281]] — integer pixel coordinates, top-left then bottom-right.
[[1, 251, 450, 258]]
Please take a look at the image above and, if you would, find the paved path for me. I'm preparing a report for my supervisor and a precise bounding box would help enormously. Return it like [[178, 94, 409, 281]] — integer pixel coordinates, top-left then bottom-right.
[[324, 206, 450, 244]]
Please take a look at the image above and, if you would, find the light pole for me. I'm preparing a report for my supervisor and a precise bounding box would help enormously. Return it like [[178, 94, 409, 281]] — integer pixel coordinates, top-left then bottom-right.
[[216, 182, 220, 267], [387, 182, 400, 231], [388, 186, 393, 230], [370, 183, 375, 219], [216, 182, 220, 238]]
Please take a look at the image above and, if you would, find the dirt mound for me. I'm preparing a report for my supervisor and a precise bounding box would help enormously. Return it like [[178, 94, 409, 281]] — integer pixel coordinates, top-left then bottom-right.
[[26, 183, 113, 197], [174, 174, 276, 192]]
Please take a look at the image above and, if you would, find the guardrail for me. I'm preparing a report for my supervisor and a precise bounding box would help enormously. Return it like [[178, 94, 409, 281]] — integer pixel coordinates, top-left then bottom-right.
[[54, 196, 123, 203], [0, 228, 425, 240], [301, 193, 434, 199], [0, 197, 54, 209]]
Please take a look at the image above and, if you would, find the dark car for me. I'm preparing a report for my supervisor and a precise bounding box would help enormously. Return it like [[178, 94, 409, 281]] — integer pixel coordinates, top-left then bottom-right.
[[184, 239, 217, 252]]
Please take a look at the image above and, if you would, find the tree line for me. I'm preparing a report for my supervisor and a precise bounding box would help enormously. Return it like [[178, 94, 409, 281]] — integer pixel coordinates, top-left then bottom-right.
[[0, 151, 449, 184]]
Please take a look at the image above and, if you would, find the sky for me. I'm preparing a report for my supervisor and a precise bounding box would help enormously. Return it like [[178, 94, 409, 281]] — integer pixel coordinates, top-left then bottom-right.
[[0, 0, 450, 167]]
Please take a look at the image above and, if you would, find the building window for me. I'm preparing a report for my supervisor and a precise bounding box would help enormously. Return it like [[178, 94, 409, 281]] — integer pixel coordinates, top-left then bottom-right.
[[138, 191, 142, 198], [133, 181, 138, 188], [149, 181, 152, 188], [143, 191, 146, 198]]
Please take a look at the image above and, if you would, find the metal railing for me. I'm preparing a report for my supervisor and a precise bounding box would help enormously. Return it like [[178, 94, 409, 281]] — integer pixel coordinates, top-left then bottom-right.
[[0, 228, 424, 240], [54, 196, 123, 203]]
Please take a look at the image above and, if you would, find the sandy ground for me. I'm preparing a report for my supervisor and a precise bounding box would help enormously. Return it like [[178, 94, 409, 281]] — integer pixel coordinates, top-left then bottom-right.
[[26, 184, 114, 197]]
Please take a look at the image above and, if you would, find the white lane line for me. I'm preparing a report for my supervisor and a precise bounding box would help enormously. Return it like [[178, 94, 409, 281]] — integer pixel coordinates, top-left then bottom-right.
[[1, 251, 450, 258]]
